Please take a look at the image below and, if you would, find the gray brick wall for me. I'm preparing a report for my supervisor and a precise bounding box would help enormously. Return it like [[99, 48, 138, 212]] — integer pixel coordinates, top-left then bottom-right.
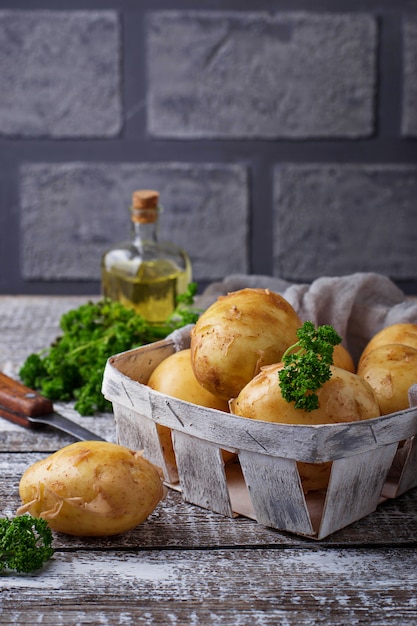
[[0, 11, 122, 137], [148, 12, 377, 138], [0, 3, 416, 295], [273, 164, 417, 280]]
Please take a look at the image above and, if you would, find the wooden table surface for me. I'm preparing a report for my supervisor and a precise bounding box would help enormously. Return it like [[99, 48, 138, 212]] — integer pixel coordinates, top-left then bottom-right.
[[0, 296, 416, 625]]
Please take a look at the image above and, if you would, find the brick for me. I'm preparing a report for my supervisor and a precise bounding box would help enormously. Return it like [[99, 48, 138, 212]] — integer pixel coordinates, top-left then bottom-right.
[[19, 163, 249, 282], [147, 11, 376, 139], [273, 164, 417, 281], [402, 16, 417, 136], [0, 11, 121, 137]]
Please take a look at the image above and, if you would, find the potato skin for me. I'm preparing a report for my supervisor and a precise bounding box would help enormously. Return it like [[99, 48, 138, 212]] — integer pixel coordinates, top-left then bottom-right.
[[230, 364, 380, 426], [357, 343, 417, 415], [332, 343, 355, 373], [147, 349, 233, 470], [230, 364, 380, 492], [359, 323, 417, 366], [17, 441, 164, 536], [190, 288, 302, 400], [148, 349, 229, 411]]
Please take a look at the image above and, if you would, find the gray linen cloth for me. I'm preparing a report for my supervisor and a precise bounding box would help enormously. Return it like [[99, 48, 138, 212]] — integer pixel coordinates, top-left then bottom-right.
[[194, 272, 417, 365]]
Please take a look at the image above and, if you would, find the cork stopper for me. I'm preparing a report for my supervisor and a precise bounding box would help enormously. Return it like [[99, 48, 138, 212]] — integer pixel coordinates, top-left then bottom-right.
[[131, 190, 159, 223]]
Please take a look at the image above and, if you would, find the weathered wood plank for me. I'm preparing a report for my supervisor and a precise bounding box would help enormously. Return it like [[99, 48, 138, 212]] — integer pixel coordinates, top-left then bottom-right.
[[0, 407, 116, 453], [0, 409, 116, 452], [1, 452, 417, 549], [1, 548, 417, 625], [383, 438, 417, 499], [172, 430, 234, 517], [238, 449, 314, 534], [318, 443, 399, 539]]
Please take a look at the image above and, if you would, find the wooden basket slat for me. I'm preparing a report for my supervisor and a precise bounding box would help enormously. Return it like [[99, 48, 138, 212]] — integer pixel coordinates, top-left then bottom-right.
[[110, 339, 175, 383], [394, 435, 417, 496], [238, 450, 314, 535], [172, 431, 234, 518], [318, 443, 399, 539], [114, 403, 179, 483], [381, 436, 417, 499]]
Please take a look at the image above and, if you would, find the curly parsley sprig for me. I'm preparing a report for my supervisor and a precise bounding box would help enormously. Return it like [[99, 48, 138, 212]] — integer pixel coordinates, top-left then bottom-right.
[[0, 514, 54, 573], [19, 283, 201, 415], [278, 321, 342, 412]]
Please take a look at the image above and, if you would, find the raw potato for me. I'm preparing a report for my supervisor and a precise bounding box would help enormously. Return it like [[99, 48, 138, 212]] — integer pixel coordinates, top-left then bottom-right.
[[190, 288, 302, 399], [230, 363, 380, 492], [296, 461, 333, 494], [230, 363, 380, 425], [17, 441, 164, 536], [359, 323, 417, 366], [148, 349, 234, 469], [332, 343, 355, 373], [357, 343, 417, 415], [148, 349, 229, 411]]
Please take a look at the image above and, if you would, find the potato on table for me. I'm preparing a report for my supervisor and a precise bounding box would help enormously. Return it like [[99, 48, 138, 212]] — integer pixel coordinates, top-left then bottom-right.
[[17, 441, 165, 536]]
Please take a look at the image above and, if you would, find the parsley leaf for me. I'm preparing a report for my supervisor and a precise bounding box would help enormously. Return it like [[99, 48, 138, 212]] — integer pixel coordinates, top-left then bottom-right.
[[278, 321, 342, 412]]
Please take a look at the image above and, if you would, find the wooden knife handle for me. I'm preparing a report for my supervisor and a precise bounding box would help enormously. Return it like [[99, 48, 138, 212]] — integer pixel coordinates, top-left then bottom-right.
[[0, 372, 53, 417]]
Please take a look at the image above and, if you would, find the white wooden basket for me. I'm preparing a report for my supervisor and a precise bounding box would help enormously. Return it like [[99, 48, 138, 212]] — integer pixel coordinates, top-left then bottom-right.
[[102, 338, 417, 540]]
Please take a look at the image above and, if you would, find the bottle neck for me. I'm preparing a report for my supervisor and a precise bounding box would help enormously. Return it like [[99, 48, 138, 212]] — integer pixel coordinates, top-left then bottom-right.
[[132, 219, 158, 247]]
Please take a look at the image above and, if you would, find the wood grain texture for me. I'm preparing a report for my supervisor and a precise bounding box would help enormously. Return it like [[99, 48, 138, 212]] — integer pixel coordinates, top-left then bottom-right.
[[1, 296, 417, 624], [1, 548, 417, 625], [1, 451, 416, 550]]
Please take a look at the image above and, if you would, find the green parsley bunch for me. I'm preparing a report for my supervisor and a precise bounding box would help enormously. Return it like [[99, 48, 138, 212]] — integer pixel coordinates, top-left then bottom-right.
[[19, 284, 200, 415]]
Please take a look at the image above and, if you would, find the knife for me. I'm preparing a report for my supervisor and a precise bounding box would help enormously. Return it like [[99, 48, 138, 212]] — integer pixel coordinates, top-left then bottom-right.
[[0, 372, 106, 441]]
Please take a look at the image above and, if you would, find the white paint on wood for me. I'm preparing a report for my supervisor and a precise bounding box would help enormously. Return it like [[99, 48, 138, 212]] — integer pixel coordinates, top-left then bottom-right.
[[0, 558, 173, 588], [318, 443, 399, 539], [238, 449, 314, 535], [172, 431, 234, 517], [390, 435, 417, 497]]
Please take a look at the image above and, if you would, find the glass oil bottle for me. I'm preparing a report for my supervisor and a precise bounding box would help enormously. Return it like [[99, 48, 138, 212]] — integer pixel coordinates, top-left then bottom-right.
[[101, 190, 192, 323]]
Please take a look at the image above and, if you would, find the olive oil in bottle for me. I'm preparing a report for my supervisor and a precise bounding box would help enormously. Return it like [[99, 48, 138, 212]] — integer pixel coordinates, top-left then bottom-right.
[[101, 190, 192, 323]]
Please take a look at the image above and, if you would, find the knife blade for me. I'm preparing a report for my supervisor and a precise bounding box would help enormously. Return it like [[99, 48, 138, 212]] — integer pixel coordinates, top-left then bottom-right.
[[0, 372, 106, 441]]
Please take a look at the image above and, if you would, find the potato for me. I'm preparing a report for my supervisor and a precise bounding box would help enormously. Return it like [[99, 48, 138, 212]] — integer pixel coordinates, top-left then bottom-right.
[[332, 343, 355, 373], [230, 363, 380, 492], [17, 441, 164, 536], [148, 349, 234, 468], [296, 461, 333, 494], [359, 323, 417, 366], [148, 349, 229, 411], [357, 343, 417, 415], [230, 363, 380, 425], [190, 288, 302, 400]]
